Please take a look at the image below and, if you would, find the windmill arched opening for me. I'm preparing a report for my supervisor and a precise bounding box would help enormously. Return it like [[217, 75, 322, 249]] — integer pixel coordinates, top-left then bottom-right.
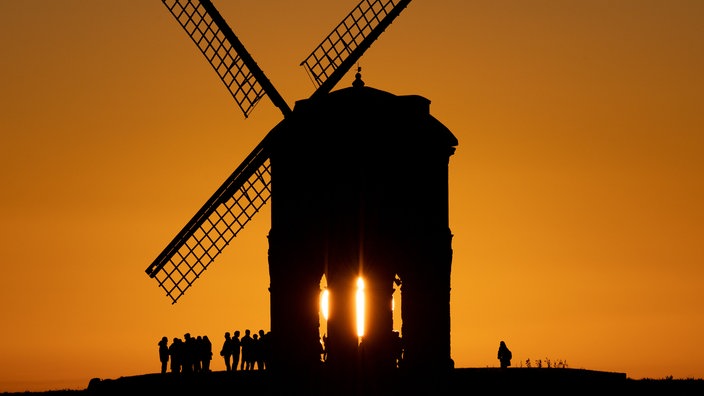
[[393, 273, 402, 335], [319, 273, 329, 362], [355, 276, 366, 341]]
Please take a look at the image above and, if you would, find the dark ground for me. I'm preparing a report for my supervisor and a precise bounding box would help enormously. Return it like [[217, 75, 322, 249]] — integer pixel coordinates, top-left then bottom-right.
[[3, 368, 703, 395]]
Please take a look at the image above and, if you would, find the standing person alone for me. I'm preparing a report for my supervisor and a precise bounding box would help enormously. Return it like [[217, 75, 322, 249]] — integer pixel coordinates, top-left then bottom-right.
[[497, 340, 512, 368]]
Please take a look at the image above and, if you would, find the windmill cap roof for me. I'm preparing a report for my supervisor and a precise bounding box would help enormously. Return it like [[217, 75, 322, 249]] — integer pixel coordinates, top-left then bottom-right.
[[287, 84, 457, 148]]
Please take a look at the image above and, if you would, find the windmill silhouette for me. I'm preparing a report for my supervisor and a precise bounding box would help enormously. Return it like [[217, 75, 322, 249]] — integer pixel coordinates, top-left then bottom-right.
[[145, 0, 457, 380]]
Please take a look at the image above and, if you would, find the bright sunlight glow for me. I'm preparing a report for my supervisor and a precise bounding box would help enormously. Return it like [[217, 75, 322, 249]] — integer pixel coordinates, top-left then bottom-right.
[[321, 288, 329, 321], [356, 277, 365, 338]]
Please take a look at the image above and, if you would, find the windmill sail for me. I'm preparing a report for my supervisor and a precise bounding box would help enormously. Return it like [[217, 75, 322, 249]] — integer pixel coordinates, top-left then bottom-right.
[[145, 131, 275, 303], [162, 0, 291, 117], [147, 0, 413, 303], [301, 0, 412, 97]]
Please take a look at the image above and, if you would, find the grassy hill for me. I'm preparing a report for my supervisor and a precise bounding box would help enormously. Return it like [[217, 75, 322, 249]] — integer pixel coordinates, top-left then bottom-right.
[[3, 368, 703, 395]]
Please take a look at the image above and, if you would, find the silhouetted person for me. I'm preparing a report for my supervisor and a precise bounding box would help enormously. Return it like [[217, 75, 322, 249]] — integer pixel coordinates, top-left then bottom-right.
[[158, 336, 170, 374], [251, 333, 261, 370], [232, 330, 241, 371], [257, 329, 269, 370], [192, 335, 204, 373], [264, 331, 272, 369], [201, 335, 212, 372], [183, 333, 196, 374], [221, 332, 233, 371], [498, 340, 512, 368], [169, 337, 183, 374], [240, 329, 254, 370]]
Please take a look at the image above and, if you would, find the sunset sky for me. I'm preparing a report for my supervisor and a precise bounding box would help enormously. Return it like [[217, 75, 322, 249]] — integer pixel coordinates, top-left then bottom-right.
[[1, 0, 703, 392]]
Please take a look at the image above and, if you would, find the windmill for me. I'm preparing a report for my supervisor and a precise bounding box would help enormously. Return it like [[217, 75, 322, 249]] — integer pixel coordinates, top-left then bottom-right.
[[145, 0, 457, 379]]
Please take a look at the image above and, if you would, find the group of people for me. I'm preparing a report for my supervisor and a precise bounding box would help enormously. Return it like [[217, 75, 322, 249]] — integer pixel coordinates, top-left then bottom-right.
[[159, 329, 272, 375], [220, 329, 272, 372], [158, 333, 213, 374], [159, 332, 511, 373]]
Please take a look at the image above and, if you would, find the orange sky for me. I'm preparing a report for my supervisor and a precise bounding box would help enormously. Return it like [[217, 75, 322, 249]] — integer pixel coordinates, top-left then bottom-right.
[[1, 0, 703, 392]]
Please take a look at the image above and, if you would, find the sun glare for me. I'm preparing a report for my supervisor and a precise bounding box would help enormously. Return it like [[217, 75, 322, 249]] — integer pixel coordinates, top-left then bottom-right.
[[321, 288, 329, 321], [356, 276, 365, 338]]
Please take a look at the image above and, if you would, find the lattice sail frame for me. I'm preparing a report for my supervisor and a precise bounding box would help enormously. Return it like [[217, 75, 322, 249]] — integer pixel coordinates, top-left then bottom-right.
[[163, 0, 265, 117], [148, 168, 271, 303], [301, 0, 411, 93], [146, 136, 274, 304]]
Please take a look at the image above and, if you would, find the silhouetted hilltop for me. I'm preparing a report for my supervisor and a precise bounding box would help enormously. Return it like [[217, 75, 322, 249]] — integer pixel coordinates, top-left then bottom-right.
[[4, 367, 703, 396], [4, 368, 704, 395]]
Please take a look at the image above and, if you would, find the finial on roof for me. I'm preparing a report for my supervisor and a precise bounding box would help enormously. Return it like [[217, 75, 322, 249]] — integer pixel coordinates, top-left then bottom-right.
[[353, 66, 365, 87]]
